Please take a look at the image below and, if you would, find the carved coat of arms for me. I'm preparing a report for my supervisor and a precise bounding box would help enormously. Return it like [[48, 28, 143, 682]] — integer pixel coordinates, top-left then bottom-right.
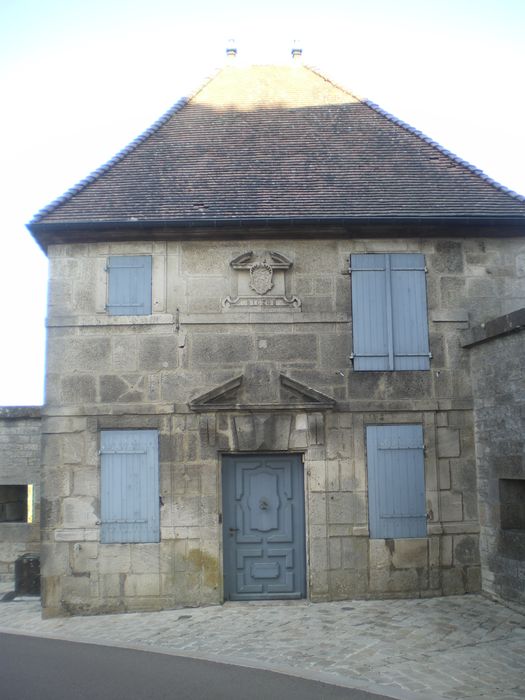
[[249, 262, 274, 295], [223, 250, 301, 311]]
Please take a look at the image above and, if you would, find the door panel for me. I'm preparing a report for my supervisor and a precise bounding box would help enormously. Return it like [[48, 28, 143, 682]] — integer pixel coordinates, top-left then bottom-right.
[[222, 454, 306, 600]]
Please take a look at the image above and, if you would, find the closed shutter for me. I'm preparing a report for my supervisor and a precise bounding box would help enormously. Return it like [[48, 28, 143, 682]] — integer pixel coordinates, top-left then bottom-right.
[[106, 255, 152, 315], [351, 253, 430, 370], [100, 430, 159, 543], [366, 424, 427, 538]]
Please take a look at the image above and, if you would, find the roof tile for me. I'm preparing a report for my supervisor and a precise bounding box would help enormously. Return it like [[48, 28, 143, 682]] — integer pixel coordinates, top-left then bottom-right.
[[30, 64, 525, 232]]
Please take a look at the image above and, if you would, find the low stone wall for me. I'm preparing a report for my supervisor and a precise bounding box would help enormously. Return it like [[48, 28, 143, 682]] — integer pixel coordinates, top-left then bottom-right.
[[462, 308, 525, 607], [0, 407, 41, 588]]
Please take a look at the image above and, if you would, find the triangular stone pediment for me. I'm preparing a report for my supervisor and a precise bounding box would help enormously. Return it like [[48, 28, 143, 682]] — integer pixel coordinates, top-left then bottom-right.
[[189, 370, 335, 411]]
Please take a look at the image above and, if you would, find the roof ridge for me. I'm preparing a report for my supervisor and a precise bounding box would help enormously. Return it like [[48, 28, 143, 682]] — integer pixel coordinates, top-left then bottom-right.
[[363, 99, 525, 204], [304, 64, 364, 102], [29, 69, 221, 224]]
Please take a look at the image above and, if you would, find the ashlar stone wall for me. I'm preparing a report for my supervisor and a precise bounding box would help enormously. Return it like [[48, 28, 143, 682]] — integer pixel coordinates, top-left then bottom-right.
[[462, 308, 525, 608], [0, 407, 41, 588], [39, 233, 525, 615]]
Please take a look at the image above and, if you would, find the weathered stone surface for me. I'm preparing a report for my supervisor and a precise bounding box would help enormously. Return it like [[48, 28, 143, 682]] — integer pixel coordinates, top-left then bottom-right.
[[139, 336, 178, 370], [191, 334, 255, 365], [391, 539, 428, 569], [437, 427, 461, 458], [28, 239, 525, 615], [466, 314, 525, 606], [440, 491, 463, 521]]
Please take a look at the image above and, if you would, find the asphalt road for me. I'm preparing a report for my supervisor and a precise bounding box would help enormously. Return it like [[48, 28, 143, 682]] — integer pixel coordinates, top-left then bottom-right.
[[0, 632, 391, 700]]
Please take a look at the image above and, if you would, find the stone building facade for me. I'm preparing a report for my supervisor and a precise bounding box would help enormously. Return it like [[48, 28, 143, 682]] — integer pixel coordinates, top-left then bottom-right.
[[0, 407, 41, 587], [462, 308, 525, 607], [26, 60, 525, 616]]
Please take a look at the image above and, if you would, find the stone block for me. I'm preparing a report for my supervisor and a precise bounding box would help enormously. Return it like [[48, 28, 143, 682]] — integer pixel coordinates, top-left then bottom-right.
[[98, 545, 131, 574], [62, 434, 85, 465], [309, 536, 329, 570], [328, 492, 366, 524], [428, 537, 440, 567], [62, 497, 97, 528], [111, 336, 138, 371], [139, 335, 178, 370], [466, 566, 482, 592], [369, 539, 391, 570], [124, 573, 161, 597], [173, 496, 202, 526], [391, 539, 428, 569], [328, 569, 368, 598], [191, 334, 255, 365], [130, 545, 161, 574], [61, 573, 92, 604], [328, 537, 341, 569], [431, 241, 464, 273], [61, 375, 97, 404], [441, 567, 465, 595], [326, 460, 340, 490], [440, 491, 463, 522], [341, 537, 368, 570], [437, 428, 461, 458], [51, 337, 112, 374], [429, 335, 446, 368], [438, 459, 451, 490], [440, 277, 466, 306], [320, 333, 351, 369], [43, 468, 71, 498], [71, 542, 98, 573], [308, 461, 326, 492], [453, 535, 480, 565], [99, 374, 145, 403], [256, 333, 318, 362], [99, 573, 122, 598], [326, 428, 352, 460], [369, 568, 419, 593]]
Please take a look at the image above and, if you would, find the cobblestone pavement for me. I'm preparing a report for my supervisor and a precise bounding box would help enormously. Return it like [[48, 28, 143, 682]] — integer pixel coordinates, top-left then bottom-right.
[[0, 593, 523, 700]]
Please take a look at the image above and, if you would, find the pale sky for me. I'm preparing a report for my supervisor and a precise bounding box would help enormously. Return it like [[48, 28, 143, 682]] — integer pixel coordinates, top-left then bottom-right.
[[1, 0, 524, 405]]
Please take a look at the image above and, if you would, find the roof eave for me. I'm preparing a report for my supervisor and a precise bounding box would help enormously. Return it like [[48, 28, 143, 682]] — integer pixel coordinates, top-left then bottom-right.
[[28, 215, 525, 253]]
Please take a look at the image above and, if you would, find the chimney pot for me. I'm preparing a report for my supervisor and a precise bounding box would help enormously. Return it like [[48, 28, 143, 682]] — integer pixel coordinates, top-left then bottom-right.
[[226, 43, 237, 60]]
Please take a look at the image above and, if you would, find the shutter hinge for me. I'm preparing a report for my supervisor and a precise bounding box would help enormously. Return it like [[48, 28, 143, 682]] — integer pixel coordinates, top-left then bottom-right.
[[424, 266, 428, 273]]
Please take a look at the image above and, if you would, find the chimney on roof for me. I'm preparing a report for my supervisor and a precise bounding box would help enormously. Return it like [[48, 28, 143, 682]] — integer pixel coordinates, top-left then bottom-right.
[[291, 42, 303, 61], [226, 41, 237, 60]]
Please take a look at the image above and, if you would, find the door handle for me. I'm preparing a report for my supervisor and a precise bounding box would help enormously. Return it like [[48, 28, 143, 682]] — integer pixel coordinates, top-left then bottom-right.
[[228, 527, 239, 535]]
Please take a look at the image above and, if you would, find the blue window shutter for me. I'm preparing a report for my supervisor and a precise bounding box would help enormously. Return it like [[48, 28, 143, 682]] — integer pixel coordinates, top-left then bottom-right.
[[367, 424, 426, 538], [107, 256, 152, 315], [390, 254, 430, 370], [351, 253, 430, 370], [100, 430, 159, 544], [351, 254, 391, 370]]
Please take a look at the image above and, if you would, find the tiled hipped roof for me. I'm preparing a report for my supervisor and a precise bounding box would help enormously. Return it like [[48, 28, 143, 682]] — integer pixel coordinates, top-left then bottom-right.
[[29, 64, 525, 238]]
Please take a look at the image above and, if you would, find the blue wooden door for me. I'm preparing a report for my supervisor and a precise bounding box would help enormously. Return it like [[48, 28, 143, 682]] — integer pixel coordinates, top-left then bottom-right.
[[222, 455, 306, 600]]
